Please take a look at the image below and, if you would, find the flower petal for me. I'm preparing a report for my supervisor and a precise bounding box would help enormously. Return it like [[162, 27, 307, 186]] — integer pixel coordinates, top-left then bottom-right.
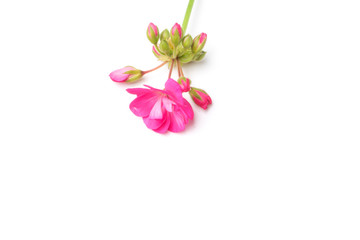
[[129, 93, 159, 117], [168, 110, 186, 132], [149, 98, 163, 119], [153, 113, 171, 133], [180, 99, 194, 120], [165, 79, 184, 104], [143, 115, 166, 130], [162, 97, 175, 112], [126, 88, 152, 96]]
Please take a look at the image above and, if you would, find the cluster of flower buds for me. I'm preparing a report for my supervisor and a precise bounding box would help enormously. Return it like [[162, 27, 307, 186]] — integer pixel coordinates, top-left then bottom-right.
[[109, 21, 211, 133], [148, 23, 207, 64]]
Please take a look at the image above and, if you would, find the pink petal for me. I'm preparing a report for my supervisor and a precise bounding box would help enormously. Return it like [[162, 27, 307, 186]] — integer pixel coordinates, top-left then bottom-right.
[[149, 98, 163, 119], [126, 88, 151, 96], [129, 93, 159, 117], [165, 79, 183, 104], [162, 97, 174, 112], [153, 113, 171, 133], [181, 99, 194, 120], [168, 110, 186, 132], [143, 115, 166, 130]]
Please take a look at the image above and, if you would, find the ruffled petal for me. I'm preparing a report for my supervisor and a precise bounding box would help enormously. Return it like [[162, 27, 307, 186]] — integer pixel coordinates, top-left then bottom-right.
[[149, 98, 163, 119], [143, 115, 166, 130], [168, 110, 186, 132], [126, 88, 152, 96], [129, 93, 159, 117], [162, 97, 175, 112], [165, 79, 184, 104], [153, 113, 171, 133], [180, 99, 194, 120]]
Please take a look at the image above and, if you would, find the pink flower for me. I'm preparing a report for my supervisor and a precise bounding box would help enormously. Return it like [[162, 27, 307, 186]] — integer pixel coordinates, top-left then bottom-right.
[[189, 87, 212, 109], [126, 79, 194, 133], [109, 66, 143, 83], [171, 23, 182, 39]]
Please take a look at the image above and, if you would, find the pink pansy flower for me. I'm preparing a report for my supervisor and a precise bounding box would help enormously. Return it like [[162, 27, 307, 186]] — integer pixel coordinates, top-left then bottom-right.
[[109, 66, 135, 82], [126, 79, 194, 133]]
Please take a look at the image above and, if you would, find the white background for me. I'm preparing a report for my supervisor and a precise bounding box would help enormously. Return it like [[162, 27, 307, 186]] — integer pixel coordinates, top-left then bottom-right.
[[1, 0, 360, 239]]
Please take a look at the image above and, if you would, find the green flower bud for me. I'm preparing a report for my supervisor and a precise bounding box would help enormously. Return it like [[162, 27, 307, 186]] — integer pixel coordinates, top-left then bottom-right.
[[146, 23, 159, 45], [160, 29, 170, 41], [159, 40, 172, 56], [178, 51, 193, 63], [193, 51, 207, 61], [192, 33, 207, 53], [182, 34, 193, 49]]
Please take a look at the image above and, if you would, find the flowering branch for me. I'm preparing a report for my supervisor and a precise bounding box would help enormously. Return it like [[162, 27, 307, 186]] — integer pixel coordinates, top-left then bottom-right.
[[109, 0, 212, 133]]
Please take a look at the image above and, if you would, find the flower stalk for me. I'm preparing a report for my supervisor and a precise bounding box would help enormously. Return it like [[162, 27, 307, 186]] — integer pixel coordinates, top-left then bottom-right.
[[182, 0, 195, 35]]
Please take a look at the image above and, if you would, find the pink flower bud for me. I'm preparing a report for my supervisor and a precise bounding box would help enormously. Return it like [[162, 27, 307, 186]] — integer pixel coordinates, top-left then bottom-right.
[[171, 23, 182, 39], [189, 87, 212, 109], [177, 77, 191, 92], [147, 23, 159, 44], [192, 33, 207, 53], [109, 66, 143, 83]]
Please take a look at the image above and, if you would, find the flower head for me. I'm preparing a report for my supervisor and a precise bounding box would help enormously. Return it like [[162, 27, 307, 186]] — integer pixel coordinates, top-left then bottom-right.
[[126, 79, 194, 133], [189, 87, 212, 109]]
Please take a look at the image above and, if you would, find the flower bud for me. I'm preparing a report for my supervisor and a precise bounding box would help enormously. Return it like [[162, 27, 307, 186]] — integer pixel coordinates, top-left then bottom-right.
[[192, 33, 207, 53], [159, 40, 172, 56], [109, 66, 143, 83], [177, 77, 191, 92], [182, 34, 193, 49], [147, 23, 159, 44], [189, 87, 212, 109], [178, 51, 193, 63], [160, 29, 170, 41], [171, 23, 182, 46], [193, 51, 206, 61]]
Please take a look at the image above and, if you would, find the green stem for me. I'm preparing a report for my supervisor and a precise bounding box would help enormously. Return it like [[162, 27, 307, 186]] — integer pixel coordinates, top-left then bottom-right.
[[182, 0, 195, 35]]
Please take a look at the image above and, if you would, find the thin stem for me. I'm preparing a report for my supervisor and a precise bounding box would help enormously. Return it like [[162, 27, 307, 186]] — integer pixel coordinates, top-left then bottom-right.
[[177, 59, 181, 77], [142, 61, 167, 74], [168, 60, 174, 79], [177, 59, 184, 77], [182, 0, 195, 35]]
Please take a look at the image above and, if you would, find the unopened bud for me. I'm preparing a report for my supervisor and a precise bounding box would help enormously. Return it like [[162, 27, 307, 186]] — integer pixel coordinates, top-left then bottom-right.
[[182, 34, 193, 49], [147, 23, 159, 45], [159, 40, 172, 55], [193, 51, 206, 61], [192, 33, 207, 53], [177, 77, 191, 92], [109, 66, 143, 83], [160, 29, 170, 41], [170, 23, 182, 46], [189, 87, 212, 109]]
